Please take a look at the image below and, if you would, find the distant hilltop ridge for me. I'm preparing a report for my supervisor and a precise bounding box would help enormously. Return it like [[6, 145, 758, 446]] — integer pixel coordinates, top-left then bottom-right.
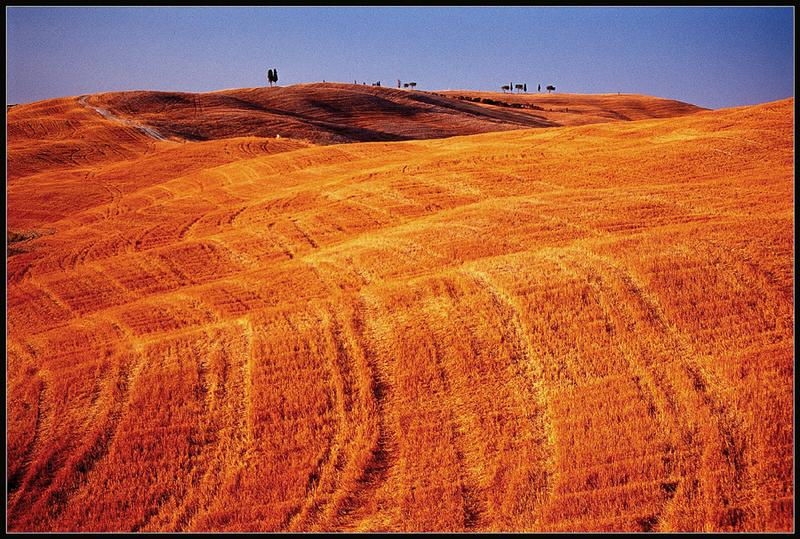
[[8, 83, 707, 148], [435, 89, 708, 124]]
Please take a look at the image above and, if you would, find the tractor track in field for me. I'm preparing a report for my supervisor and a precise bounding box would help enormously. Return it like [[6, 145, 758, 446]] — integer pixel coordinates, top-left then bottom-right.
[[326, 291, 397, 532], [560, 248, 753, 531], [422, 289, 485, 531], [462, 268, 557, 527], [283, 306, 368, 531]]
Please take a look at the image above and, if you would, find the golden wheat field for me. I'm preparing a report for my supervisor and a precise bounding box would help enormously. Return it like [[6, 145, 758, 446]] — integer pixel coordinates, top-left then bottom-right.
[[5, 84, 794, 532]]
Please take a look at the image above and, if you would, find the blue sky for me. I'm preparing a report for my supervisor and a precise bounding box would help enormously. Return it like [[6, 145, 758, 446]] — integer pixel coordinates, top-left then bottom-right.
[[6, 6, 794, 108]]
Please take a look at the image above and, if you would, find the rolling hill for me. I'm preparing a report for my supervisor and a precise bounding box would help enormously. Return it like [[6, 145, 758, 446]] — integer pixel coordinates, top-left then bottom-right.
[[5, 85, 793, 532], [79, 82, 564, 144], [437, 89, 708, 126], [6, 84, 704, 230]]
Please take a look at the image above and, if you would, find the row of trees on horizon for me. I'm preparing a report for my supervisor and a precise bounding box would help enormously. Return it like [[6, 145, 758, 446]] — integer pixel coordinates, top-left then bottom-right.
[[263, 69, 558, 95], [501, 83, 556, 93]]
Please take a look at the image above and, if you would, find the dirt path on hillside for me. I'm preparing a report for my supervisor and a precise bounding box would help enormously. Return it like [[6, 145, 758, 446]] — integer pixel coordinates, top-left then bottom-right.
[[78, 95, 172, 142]]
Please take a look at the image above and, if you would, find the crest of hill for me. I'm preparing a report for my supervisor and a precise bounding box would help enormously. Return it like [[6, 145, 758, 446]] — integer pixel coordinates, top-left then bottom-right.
[[6, 84, 709, 213], [437, 89, 708, 126], [83, 82, 558, 144], [76, 83, 705, 144], [6, 84, 707, 172]]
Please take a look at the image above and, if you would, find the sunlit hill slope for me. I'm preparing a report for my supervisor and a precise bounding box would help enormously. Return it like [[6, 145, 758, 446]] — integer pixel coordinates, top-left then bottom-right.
[[6, 84, 793, 532], [437, 89, 707, 126]]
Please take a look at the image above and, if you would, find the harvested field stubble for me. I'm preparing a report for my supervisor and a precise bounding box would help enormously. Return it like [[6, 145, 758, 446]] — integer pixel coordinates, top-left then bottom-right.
[[6, 87, 793, 532]]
